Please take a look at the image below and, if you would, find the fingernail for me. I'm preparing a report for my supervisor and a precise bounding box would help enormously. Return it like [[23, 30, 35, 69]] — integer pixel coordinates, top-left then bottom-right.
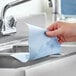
[[44, 31, 49, 36], [44, 31, 46, 35]]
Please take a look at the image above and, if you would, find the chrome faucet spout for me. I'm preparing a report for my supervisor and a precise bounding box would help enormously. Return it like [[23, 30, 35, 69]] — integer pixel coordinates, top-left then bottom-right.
[[1, 0, 30, 19], [52, 0, 58, 22], [0, 0, 31, 35]]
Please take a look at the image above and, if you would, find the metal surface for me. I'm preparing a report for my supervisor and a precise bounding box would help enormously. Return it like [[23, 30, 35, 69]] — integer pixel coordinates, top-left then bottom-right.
[[0, 13, 46, 43], [0, 14, 47, 68], [0, 14, 76, 75], [26, 52, 76, 76], [52, 0, 59, 22], [0, 45, 76, 68], [0, 0, 31, 35]]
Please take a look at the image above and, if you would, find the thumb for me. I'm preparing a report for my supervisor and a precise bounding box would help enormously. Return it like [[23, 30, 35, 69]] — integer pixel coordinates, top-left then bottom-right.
[[46, 30, 60, 37]]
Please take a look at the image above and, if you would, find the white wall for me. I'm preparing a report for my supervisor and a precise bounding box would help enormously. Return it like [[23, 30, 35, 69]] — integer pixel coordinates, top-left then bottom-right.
[[0, 0, 42, 18], [0, 0, 53, 25], [41, 0, 53, 25]]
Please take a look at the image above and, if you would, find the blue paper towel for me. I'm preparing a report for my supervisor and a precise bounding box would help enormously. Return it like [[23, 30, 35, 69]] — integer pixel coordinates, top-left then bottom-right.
[[11, 24, 61, 62], [11, 53, 30, 63], [28, 24, 61, 60], [61, 0, 76, 15]]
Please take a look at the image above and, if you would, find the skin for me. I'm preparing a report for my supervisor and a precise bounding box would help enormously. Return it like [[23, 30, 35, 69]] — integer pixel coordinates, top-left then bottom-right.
[[46, 21, 76, 43]]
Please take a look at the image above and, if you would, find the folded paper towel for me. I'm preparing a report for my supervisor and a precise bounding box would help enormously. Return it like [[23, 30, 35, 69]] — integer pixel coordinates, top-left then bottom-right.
[[11, 53, 30, 63], [28, 24, 61, 60], [11, 24, 61, 62]]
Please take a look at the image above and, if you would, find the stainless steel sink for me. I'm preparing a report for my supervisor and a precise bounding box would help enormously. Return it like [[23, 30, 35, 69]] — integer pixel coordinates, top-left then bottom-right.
[[0, 44, 76, 68], [25, 46, 76, 76], [0, 44, 76, 76], [0, 14, 76, 76], [0, 13, 47, 68]]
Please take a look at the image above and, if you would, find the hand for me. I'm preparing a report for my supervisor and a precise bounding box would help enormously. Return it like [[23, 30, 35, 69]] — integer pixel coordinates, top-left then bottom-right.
[[46, 21, 76, 43]]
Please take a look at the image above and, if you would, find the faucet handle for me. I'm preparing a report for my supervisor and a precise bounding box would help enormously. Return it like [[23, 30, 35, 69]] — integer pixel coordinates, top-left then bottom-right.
[[48, 0, 53, 7], [7, 16, 16, 28], [1, 16, 16, 35]]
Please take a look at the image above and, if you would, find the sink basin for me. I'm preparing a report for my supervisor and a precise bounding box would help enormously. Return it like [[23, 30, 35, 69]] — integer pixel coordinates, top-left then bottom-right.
[[0, 14, 76, 76], [0, 44, 76, 76], [0, 44, 76, 68], [0, 13, 47, 68]]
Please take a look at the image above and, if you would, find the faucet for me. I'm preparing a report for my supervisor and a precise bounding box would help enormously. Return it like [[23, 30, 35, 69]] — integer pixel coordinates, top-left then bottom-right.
[[52, 0, 58, 22], [48, 0, 59, 22], [0, 0, 31, 36]]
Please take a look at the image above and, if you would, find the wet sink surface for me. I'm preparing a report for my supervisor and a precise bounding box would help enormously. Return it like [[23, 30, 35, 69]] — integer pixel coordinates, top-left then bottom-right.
[[0, 42, 76, 76], [0, 44, 76, 68]]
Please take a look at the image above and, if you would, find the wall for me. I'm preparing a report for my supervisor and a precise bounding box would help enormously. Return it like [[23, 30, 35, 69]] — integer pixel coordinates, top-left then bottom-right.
[[0, 0, 53, 25], [0, 0, 42, 18], [41, 0, 53, 25]]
